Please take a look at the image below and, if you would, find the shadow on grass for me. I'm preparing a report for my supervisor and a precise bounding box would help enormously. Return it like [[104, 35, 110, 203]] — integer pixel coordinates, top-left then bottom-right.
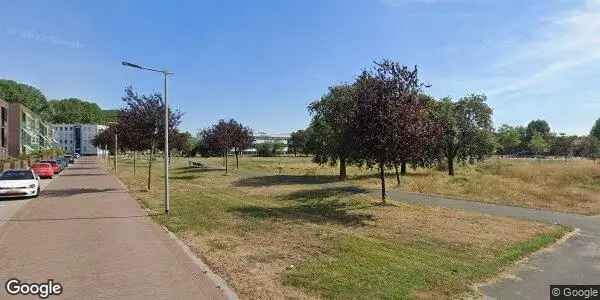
[[234, 175, 340, 186], [229, 186, 374, 226]]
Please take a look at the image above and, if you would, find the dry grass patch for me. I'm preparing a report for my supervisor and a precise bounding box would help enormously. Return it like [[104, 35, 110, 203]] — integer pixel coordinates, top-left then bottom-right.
[[113, 157, 568, 299]]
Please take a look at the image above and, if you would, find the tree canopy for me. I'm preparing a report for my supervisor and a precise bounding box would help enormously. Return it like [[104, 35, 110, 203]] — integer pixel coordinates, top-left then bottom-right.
[[591, 118, 600, 141], [48, 98, 105, 124], [307, 84, 358, 179], [0, 79, 49, 115]]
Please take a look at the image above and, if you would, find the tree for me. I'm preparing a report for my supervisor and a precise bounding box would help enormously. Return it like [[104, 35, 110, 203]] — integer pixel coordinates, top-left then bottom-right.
[[528, 131, 548, 156], [288, 130, 307, 156], [496, 124, 522, 155], [48, 98, 105, 124], [307, 84, 358, 180], [171, 131, 194, 157], [570, 136, 600, 159], [526, 120, 551, 142], [231, 121, 254, 169], [351, 60, 429, 202], [205, 119, 238, 174], [549, 134, 577, 158], [431, 94, 495, 176], [591, 118, 600, 141], [118, 86, 182, 190], [0, 79, 49, 116]]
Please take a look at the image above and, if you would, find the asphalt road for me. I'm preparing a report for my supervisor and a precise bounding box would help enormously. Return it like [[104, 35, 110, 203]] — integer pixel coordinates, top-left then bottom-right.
[[0, 157, 230, 300], [386, 191, 600, 300]]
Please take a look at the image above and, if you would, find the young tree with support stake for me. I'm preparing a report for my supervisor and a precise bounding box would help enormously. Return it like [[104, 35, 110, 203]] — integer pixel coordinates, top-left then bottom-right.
[[118, 87, 182, 190]]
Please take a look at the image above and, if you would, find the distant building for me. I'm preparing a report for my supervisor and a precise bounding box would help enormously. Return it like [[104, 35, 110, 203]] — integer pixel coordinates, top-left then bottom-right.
[[53, 124, 108, 155], [7, 102, 56, 157], [0, 98, 9, 160], [246, 131, 291, 153]]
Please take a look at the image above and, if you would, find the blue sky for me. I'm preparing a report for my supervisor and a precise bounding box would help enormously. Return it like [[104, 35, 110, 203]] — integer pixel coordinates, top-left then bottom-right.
[[1, 0, 598, 135]]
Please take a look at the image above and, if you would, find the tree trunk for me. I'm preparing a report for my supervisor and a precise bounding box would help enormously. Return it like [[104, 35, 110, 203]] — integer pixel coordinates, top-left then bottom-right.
[[400, 161, 407, 176], [133, 151, 136, 176], [394, 164, 400, 185], [339, 157, 347, 180], [235, 150, 239, 169], [379, 161, 386, 204], [448, 156, 455, 176], [224, 151, 228, 174], [147, 142, 155, 190]]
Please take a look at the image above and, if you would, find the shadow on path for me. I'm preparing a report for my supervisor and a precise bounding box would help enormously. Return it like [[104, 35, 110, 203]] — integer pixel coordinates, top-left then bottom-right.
[[1, 214, 162, 223], [43, 188, 122, 198]]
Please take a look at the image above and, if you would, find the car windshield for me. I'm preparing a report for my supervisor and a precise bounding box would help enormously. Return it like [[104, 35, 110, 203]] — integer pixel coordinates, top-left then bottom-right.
[[0, 170, 34, 180]]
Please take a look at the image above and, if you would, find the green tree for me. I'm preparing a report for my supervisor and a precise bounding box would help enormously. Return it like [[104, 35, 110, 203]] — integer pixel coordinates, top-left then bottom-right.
[[48, 98, 105, 124], [526, 119, 551, 142], [496, 124, 522, 155], [288, 130, 307, 156], [591, 118, 600, 141], [528, 132, 548, 156], [0, 79, 49, 115], [431, 94, 495, 176], [307, 84, 358, 180]]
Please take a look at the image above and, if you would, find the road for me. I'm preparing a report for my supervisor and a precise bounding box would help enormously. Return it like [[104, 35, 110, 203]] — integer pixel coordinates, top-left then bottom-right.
[[386, 191, 600, 300], [0, 157, 232, 300]]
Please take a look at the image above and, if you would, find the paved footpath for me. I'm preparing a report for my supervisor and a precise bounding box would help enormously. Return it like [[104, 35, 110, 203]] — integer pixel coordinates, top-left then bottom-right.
[[386, 191, 600, 300], [0, 157, 231, 300]]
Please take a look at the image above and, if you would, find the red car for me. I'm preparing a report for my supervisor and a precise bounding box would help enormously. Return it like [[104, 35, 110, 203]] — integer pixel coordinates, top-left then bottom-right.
[[40, 160, 60, 174], [31, 163, 54, 178]]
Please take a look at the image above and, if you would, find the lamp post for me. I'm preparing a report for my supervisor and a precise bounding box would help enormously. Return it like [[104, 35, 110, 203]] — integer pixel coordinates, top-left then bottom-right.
[[121, 61, 173, 215], [106, 122, 119, 173]]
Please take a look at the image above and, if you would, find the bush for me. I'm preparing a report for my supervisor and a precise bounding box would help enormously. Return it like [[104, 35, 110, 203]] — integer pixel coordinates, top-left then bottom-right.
[[256, 142, 286, 157]]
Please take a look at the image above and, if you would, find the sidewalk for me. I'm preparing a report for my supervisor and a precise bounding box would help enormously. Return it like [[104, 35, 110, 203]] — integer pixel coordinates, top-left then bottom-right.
[[385, 190, 600, 300], [0, 157, 231, 299]]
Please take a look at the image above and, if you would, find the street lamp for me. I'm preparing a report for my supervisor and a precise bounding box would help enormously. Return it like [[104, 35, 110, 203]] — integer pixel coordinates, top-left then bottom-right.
[[107, 122, 119, 173], [121, 61, 173, 215]]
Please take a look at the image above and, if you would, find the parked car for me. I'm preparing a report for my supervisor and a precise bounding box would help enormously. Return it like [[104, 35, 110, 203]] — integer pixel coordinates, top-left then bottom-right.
[[40, 160, 61, 174], [73, 153, 81, 159], [56, 157, 68, 169], [0, 169, 40, 198], [64, 154, 75, 164], [31, 163, 54, 179]]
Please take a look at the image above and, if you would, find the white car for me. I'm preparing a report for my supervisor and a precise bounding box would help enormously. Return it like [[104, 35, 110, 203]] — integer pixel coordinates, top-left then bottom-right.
[[0, 169, 40, 198]]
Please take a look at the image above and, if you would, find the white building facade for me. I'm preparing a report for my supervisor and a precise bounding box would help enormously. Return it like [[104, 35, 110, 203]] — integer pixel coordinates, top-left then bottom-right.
[[52, 124, 108, 155], [246, 131, 291, 153]]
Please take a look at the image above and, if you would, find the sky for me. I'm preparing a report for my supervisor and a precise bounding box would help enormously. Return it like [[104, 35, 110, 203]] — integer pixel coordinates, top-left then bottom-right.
[[1, 0, 599, 135]]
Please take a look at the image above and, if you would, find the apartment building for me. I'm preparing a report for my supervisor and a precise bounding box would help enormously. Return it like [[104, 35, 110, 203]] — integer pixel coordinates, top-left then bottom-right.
[[53, 124, 108, 155], [7, 102, 56, 157], [0, 98, 9, 160]]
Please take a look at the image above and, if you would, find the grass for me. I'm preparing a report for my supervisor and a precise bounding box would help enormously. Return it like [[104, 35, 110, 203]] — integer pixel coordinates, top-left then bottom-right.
[[111, 155, 570, 299], [232, 156, 600, 215]]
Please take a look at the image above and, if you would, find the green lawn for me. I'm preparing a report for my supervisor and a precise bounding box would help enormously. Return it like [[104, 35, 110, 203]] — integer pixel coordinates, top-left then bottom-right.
[[111, 155, 568, 299]]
